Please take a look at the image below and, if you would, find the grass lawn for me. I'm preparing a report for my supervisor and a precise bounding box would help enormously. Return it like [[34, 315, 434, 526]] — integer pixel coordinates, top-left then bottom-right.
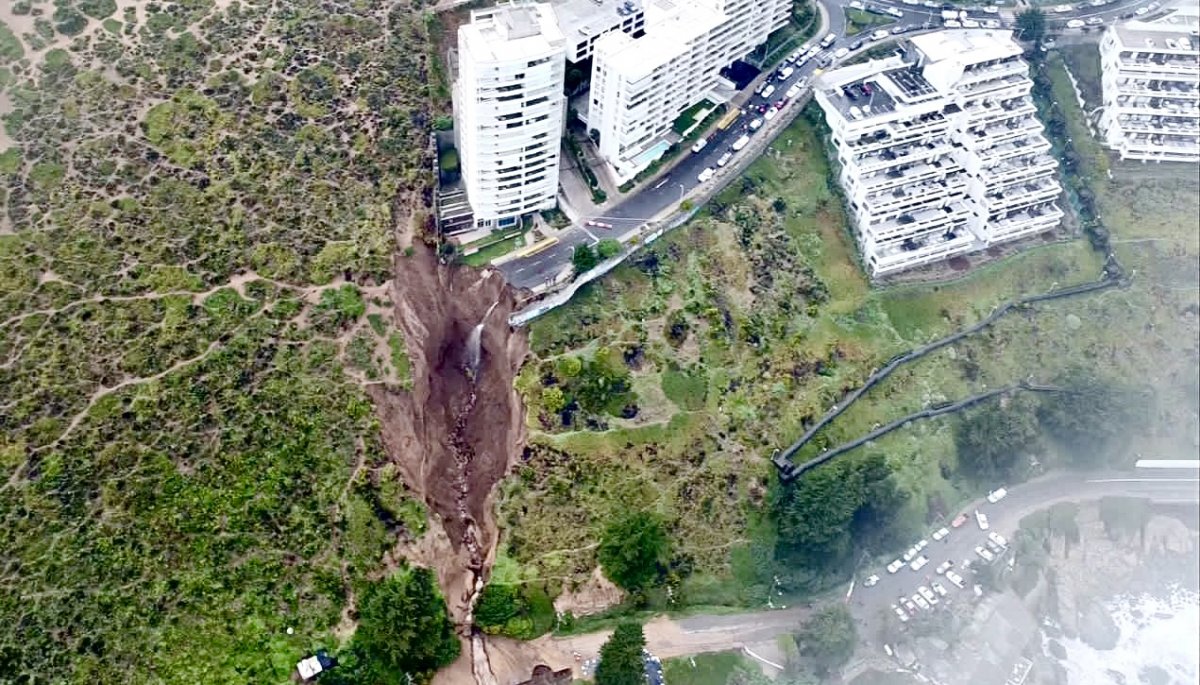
[[462, 233, 525, 266], [845, 8, 895, 35], [674, 99, 717, 136], [498, 94, 1198, 619], [662, 652, 761, 685]]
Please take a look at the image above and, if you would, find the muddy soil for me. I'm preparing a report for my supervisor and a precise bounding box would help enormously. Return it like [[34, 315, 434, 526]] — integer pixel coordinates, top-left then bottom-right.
[[367, 244, 527, 666]]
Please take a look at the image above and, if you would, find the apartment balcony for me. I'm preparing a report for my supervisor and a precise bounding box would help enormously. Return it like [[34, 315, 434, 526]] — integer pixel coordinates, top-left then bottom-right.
[[959, 116, 1044, 150], [1112, 80, 1200, 98], [848, 139, 955, 175], [1115, 114, 1200, 135], [859, 159, 958, 195], [987, 204, 1064, 244], [859, 177, 969, 216], [866, 201, 973, 243], [961, 100, 1038, 127], [959, 59, 1029, 88], [1117, 57, 1200, 77], [976, 136, 1053, 166], [867, 227, 977, 276], [981, 177, 1062, 213], [959, 73, 1033, 100], [977, 154, 1057, 187], [1112, 96, 1200, 116]]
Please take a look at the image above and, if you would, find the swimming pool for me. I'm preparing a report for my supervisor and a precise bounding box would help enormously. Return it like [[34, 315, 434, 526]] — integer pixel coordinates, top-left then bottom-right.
[[633, 140, 672, 168]]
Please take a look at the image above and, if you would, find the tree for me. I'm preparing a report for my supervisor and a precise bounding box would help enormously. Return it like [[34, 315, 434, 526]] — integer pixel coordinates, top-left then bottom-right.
[[797, 605, 857, 675], [596, 622, 647, 685], [541, 386, 567, 414], [597, 238, 622, 259], [474, 583, 519, 629], [572, 244, 598, 274], [1037, 368, 1146, 468], [598, 511, 669, 590], [1016, 8, 1046, 46], [954, 395, 1041, 481], [352, 568, 461, 683]]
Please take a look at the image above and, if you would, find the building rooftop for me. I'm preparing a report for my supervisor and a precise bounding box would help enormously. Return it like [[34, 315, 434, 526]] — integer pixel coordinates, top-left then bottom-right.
[[1113, 3, 1200, 54], [910, 29, 1022, 65], [593, 0, 723, 79], [552, 0, 642, 40], [461, 3, 565, 63]]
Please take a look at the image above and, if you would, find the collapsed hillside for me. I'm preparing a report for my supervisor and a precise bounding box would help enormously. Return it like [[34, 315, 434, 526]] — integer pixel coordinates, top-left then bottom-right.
[[367, 241, 528, 679]]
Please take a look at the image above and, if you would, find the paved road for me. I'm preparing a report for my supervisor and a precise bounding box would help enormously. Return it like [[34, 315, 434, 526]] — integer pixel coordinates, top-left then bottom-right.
[[495, 0, 1148, 292]]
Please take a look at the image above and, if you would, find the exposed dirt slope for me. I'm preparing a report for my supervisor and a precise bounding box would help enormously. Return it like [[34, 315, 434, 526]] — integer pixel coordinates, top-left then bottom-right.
[[367, 243, 527, 629]]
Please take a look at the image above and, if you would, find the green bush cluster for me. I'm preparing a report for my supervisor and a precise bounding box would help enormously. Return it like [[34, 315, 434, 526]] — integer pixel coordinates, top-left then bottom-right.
[[473, 581, 557, 639]]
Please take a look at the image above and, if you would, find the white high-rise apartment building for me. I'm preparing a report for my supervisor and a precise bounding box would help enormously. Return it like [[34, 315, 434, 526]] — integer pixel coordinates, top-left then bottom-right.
[[814, 30, 1063, 276], [588, 0, 791, 182], [552, 0, 647, 64], [454, 3, 566, 228], [1098, 2, 1200, 163]]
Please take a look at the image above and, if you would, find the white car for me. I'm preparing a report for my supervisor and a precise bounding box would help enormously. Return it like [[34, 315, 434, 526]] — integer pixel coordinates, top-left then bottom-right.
[[785, 84, 802, 99], [697, 167, 715, 183], [931, 581, 949, 597], [849, 0, 865, 8], [902, 597, 918, 614], [887, 559, 906, 574], [902, 0, 920, 5], [983, 4, 999, 12], [961, 18, 980, 27], [893, 605, 910, 622], [986, 539, 1005, 554], [834, 47, 850, 59], [918, 586, 939, 605], [935, 560, 954, 575], [910, 555, 930, 572], [731, 134, 750, 151], [944, 19, 962, 27], [886, 6, 904, 18], [932, 527, 950, 542], [975, 545, 995, 563], [764, 106, 779, 121], [915, 539, 929, 552], [912, 593, 931, 610], [988, 531, 1008, 548], [749, 117, 763, 131], [1089, 0, 1107, 5], [716, 152, 733, 167], [871, 28, 890, 41], [1135, 6, 1150, 14], [986, 488, 1007, 504], [865, 574, 881, 587], [1052, 3, 1074, 11], [902, 547, 918, 562], [761, 84, 776, 99], [983, 19, 1002, 28], [1086, 16, 1104, 24], [777, 66, 795, 81], [1066, 18, 1085, 28], [975, 509, 989, 530], [945, 570, 966, 589], [691, 138, 708, 154]]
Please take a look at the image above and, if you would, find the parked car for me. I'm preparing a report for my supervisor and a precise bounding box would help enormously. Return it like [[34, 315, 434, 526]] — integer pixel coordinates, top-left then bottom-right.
[[887, 559, 906, 574], [777, 66, 795, 81], [903, 597, 919, 614], [902, 546, 918, 562], [983, 19, 1002, 28], [1086, 16, 1104, 24], [893, 605, 910, 622], [931, 581, 949, 597], [748, 117, 763, 131], [951, 513, 969, 528], [891, 24, 911, 34], [834, 47, 850, 59], [975, 545, 995, 563], [850, 39, 864, 51], [697, 167, 715, 183], [915, 539, 929, 552], [910, 555, 930, 572], [886, 6, 904, 17], [1067, 18, 1085, 28], [944, 19, 962, 27], [865, 574, 881, 587], [691, 138, 708, 154], [918, 586, 939, 605], [912, 593, 931, 610], [975, 509, 989, 530], [935, 560, 954, 575], [1051, 3, 1074, 11], [983, 4, 1000, 12], [961, 18, 980, 27], [764, 106, 779, 121], [946, 570, 966, 589], [761, 84, 776, 99], [786, 84, 802, 99], [986, 487, 1007, 504], [988, 531, 1008, 548], [716, 152, 733, 167], [932, 527, 950, 542], [871, 28, 890, 41]]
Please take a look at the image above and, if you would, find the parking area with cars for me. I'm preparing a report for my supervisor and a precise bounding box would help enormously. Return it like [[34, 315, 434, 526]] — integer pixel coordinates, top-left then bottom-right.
[[869, 488, 1014, 625]]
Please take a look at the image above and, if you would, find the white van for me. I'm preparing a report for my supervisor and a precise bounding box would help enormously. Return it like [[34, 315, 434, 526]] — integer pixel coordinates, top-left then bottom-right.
[[697, 167, 715, 183], [731, 134, 750, 152], [820, 32, 837, 48], [716, 151, 733, 167], [691, 137, 708, 154]]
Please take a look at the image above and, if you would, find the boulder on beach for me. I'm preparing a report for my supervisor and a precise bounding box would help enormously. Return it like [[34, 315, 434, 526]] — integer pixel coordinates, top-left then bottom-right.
[[1077, 600, 1120, 650]]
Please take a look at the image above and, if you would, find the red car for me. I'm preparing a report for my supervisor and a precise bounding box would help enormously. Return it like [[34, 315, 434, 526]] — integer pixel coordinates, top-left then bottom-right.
[[950, 513, 969, 528]]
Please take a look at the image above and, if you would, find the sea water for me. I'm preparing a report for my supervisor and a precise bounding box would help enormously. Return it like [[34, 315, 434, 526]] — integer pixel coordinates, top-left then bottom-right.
[[1055, 585, 1199, 685]]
